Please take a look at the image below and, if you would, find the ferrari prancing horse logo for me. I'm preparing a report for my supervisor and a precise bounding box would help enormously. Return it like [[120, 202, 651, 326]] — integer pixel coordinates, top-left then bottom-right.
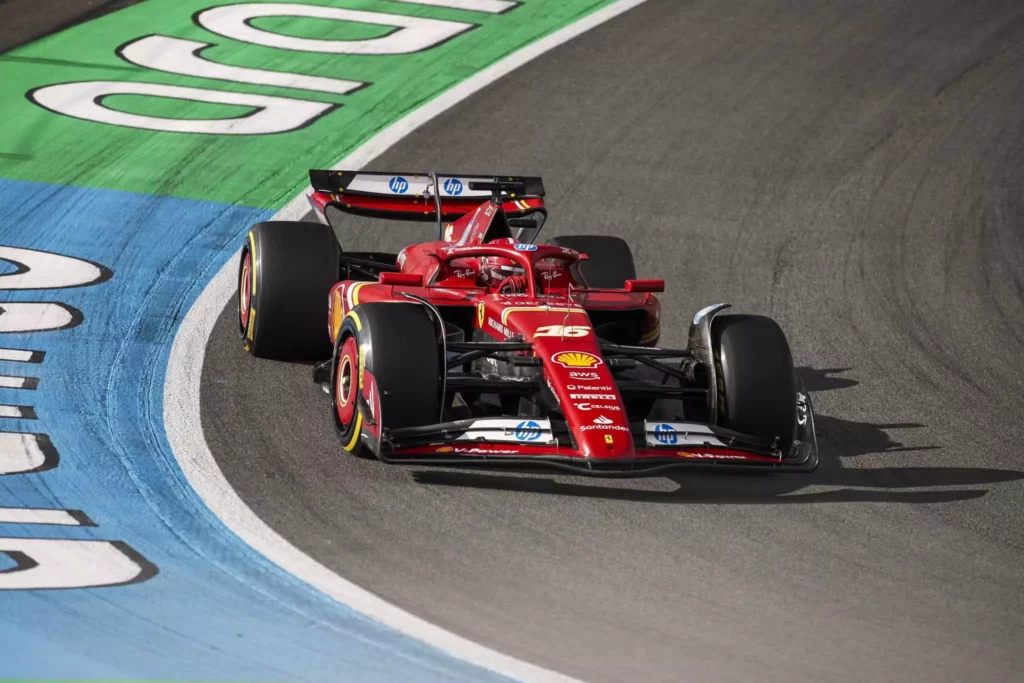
[[477, 302, 485, 328]]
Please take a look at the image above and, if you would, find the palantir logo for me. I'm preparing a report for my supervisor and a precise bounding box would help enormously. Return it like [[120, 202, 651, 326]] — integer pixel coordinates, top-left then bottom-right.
[[515, 420, 542, 441], [654, 423, 678, 445], [443, 178, 463, 195], [389, 176, 409, 194]]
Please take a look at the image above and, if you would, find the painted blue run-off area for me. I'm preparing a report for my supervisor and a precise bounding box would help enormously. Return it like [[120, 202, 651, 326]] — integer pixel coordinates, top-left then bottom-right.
[[0, 178, 508, 682]]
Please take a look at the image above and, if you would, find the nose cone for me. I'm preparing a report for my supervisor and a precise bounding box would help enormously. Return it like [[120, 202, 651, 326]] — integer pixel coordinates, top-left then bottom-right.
[[541, 346, 636, 459]]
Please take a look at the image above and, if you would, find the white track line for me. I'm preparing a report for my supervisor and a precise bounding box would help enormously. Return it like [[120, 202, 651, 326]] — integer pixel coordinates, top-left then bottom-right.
[[164, 1, 649, 680]]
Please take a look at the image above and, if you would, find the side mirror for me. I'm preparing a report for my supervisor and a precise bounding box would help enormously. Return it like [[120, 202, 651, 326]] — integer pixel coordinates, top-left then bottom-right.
[[624, 279, 664, 293], [379, 272, 423, 286]]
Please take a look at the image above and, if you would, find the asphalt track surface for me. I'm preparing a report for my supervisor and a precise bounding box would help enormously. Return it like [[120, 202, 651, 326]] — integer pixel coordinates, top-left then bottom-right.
[[0, 0, 141, 51], [201, 1, 1024, 681]]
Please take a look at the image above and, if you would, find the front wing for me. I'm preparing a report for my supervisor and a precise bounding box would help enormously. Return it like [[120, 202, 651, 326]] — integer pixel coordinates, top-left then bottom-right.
[[380, 392, 819, 478]]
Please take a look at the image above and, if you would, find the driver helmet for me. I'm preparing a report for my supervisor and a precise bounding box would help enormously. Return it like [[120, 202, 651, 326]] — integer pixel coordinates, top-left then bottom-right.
[[479, 255, 524, 285]]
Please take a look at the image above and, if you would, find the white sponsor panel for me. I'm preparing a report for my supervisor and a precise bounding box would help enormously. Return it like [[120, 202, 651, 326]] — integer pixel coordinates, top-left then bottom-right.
[[456, 418, 555, 444], [197, 4, 473, 55], [31, 82, 334, 135], [346, 174, 494, 197], [644, 421, 728, 447], [120, 36, 367, 95], [0, 538, 153, 589]]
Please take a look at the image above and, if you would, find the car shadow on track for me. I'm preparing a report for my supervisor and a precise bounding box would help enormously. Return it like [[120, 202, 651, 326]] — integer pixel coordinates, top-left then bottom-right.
[[410, 367, 1024, 504]]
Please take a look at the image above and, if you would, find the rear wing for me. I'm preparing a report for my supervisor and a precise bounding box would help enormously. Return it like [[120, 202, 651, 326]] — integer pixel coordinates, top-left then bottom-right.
[[308, 170, 546, 223]]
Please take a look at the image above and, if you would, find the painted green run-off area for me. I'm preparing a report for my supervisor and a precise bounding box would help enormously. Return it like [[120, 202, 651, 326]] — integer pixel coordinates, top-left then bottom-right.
[[0, 0, 614, 208]]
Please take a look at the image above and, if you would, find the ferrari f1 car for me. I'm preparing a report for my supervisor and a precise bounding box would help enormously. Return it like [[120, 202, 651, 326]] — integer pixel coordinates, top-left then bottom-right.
[[236, 170, 818, 477]]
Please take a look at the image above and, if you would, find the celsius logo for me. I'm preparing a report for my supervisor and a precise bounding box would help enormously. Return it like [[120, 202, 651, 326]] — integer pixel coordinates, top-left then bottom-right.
[[389, 176, 409, 194], [654, 423, 678, 445], [443, 178, 463, 195], [515, 420, 542, 441]]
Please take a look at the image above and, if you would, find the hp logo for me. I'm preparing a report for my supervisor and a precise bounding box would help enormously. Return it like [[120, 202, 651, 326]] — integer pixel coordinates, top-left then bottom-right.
[[388, 176, 409, 194], [514, 420, 542, 441], [443, 178, 463, 195], [653, 424, 678, 445]]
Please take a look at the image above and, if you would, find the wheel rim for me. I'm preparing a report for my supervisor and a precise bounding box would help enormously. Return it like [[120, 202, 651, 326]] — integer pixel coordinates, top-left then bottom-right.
[[239, 251, 251, 330], [335, 337, 358, 426]]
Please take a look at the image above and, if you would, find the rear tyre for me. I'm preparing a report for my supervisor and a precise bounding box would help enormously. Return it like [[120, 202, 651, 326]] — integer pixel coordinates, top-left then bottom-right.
[[331, 303, 442, 458], [238, 221, 339, 360], [711, 314, 797, 451], [549, 235, 637, 288]]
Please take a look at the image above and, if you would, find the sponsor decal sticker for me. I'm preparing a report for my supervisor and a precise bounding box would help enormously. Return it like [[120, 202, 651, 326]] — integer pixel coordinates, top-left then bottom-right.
[[514, 421, 542, 442], [513, 243, 537, 251], [574, 402, 620, 412], [567, 384, 612, 391], [654, 423, 678, 445], [593, 415, 613, 424], [443, 177, 463, 196], [551, 351, 602, 368], [388, 176, 409, 194], [678, 451, 747, 460], [604, 434, 614, 444], [488, 318, 512, 338], [570, 393, 617, 400], [569, 371, 601, 381], [580, 424, 629, 432], [477, 302, 485, 328]]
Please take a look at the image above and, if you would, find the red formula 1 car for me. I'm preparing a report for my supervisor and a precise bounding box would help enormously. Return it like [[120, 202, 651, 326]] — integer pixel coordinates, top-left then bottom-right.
[[237, 170, 817, 477]]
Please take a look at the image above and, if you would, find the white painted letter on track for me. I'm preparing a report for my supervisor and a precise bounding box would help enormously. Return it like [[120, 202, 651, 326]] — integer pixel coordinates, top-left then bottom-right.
[[30, 81, 335, 135], [0, 246, 106, 290], [0, 303, 81, 332], [119, 36, 367, 96], [0, 538, 155, 589], [0, 433, 56, 475], [196, 3, 474, 55]]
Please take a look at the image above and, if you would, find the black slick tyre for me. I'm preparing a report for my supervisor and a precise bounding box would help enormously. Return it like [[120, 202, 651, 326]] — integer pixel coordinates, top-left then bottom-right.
[[331, 303, 442, 458], [549, 235, 637, 288], [238, 221, 339, 360], [711, 314, 797, 451]]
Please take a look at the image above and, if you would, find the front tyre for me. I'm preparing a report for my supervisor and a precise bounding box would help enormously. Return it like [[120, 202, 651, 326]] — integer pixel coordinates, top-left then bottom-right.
[[711, 314, 797, 451], [331, 303, 442, 458]]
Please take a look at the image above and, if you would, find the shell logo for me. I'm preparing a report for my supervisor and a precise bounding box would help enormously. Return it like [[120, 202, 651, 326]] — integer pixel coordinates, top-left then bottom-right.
[[437, 446, 454, 453], [551, 351, 603, 368]]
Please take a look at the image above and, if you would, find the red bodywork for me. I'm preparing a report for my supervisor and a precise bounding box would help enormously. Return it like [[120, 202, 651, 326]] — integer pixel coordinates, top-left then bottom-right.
[[312, 189, 777, 467], [305, 173, 817, 476]]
